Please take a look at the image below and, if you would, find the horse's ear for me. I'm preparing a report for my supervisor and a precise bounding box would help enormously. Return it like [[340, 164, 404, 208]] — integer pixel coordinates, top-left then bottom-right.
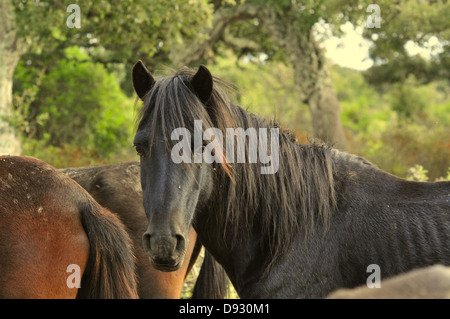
[[190, 65, 213, 104], [132, 60, 155, 100]]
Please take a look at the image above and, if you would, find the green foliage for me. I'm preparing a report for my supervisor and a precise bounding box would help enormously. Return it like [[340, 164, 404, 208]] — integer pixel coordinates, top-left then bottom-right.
[[361, 0, 450, 84], [406, 164, 450, 182], [406, 164, 429, 182], [13, 0, 213, 65], [331, 65, 388, 135], [208, 56, 449, 181], [441, 168, 450, 182], [366, 121, 450, 181], [9, 62, 46, 137], [9, 0, 449, 177], [330, 65, 449, 181], [210, 52, 311, 141], [387, 75, 429, 118], [13, 47, 136, 158]]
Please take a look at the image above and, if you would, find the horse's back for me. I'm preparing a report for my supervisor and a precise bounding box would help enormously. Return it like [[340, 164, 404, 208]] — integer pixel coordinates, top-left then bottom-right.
[[0, 155, 90, 298], [334, 154, 450, 291]]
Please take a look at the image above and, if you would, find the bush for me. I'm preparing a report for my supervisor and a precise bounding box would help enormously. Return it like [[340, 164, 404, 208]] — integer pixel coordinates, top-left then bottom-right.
[[23, 140, 136, 169], [359, 119, 450, 180], [406, 164, 429, 182], [330, 66, 449, 180], [406, 164, 450, 182], [210, 53, 312, 137], [14, 47, 136, 158], [387, 75, 428, 118]]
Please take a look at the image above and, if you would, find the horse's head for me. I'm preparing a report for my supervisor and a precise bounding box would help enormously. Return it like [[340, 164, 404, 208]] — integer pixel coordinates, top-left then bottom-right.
[[132, 61, 219, 271]]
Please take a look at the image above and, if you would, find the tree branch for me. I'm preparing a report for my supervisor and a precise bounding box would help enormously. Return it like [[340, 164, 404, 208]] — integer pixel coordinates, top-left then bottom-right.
[[222, 25, 260, 55], [170, 3, 261, 66]]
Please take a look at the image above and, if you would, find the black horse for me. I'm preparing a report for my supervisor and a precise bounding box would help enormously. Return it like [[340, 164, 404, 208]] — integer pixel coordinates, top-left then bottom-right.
[[132, 60, 450, 298]]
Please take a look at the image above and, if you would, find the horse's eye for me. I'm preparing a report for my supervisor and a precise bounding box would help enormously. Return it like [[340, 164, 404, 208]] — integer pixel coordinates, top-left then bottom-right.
[[134, 145, 146, 157]]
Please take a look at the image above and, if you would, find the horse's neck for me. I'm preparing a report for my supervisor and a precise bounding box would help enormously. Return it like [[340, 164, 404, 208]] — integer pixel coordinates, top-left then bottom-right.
[[194, 204, 270, 297]]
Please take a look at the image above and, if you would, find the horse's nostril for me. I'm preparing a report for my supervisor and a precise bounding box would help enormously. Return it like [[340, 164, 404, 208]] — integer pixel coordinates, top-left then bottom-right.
[[175, 234, 186, 252]]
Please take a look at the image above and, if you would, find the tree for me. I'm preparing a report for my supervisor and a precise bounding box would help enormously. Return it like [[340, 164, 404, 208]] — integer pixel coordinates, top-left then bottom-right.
[[362, 0, 449, 85], [169, 1, 356, 150], [0, 0, 24, 155], [169, 0, 449, 151], [1, 0, 212, 154], [5, 0, 447, 154], [257, 3, 349, 150]]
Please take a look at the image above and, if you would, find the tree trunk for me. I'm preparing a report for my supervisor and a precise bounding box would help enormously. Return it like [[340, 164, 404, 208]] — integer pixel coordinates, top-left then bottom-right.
[[0, 0, 22, 155], [259, 9, 349, 151], [307, 67, 349, 151]]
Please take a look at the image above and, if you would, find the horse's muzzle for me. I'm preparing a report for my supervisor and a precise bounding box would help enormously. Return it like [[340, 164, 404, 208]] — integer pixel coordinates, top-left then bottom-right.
[[142, 232, 186, 271]]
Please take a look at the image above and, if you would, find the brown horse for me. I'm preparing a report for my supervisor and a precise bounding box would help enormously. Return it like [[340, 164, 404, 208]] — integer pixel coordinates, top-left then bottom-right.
[[61, 161, 228, 299], [0, 155, 138, 299]]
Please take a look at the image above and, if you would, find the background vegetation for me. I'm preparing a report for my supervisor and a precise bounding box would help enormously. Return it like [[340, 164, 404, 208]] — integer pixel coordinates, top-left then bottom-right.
[[11, 48, 450, 179], [10, 47, 450, 179], [2, 0, 447, 179]]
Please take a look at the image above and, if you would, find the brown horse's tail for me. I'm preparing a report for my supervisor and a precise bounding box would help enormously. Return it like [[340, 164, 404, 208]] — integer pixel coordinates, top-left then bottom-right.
[[77, 200, 138, 299]]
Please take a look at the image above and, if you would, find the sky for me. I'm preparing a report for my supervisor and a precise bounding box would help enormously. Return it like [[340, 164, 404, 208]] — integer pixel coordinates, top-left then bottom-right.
[[320, 21, 444, 71], [320, 22, 373, 71]]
